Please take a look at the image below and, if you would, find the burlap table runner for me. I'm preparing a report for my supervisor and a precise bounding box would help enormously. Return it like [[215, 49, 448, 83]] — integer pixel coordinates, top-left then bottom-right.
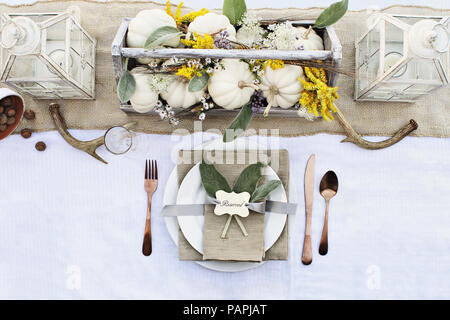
[[177, 149, 289, 261], [1, 1, 449, 138]]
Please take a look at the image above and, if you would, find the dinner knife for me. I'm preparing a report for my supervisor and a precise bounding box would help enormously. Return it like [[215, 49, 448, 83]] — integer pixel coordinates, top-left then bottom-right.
[[302, 154, 315, 265]]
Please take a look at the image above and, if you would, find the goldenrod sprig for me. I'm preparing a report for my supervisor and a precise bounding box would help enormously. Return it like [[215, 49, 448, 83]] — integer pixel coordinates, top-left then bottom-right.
[[298, 67, 339, 121]]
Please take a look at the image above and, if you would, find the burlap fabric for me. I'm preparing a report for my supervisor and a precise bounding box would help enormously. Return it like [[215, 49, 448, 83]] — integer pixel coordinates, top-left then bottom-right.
[[1, 1, 449, 137]]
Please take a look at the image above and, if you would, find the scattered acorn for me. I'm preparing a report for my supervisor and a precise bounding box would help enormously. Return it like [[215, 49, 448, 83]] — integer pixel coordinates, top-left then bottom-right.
[[35, 141, 46, 151], [20, 128, 32, 139], [0, 106, 4, 113], [0, 124, 6, 132], [0, 113, 6, 125], [24, 109, 36, 120]]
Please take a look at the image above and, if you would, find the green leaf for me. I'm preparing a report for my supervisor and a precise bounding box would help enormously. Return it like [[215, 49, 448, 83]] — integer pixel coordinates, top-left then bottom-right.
[[188, 72, 209, 92], [223, 0, 247, 26], [314, 0, 348, 28], [144, 26, 181, 48], [117, 70, 136, 103], [233, 162, 264, 195], [200, 162, 231, 198], [251, 180, 282, 202], [223, 102, 253, 143]]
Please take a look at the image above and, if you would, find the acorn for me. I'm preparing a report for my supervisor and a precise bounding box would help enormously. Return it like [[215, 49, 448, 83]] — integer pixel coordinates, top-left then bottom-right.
[[0, 124, 6, 132], [24, 109, 36, 120], [0, 97, 12, 107], [0, 113, 6, 125], [6, 116, 15, 125], [20, 128, 32, 139], [6, 107, 16, 117], [0, 106, 4, 113], [35, 141, 46, 151]]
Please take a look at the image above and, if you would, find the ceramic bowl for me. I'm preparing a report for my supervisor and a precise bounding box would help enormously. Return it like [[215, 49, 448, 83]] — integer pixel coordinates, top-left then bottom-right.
[[0, 88, 25, 141]]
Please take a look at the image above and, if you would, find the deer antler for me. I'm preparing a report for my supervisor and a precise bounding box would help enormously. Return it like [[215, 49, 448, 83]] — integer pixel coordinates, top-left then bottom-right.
[[333, 104, 418, 150], [49, 103, 137, 164]]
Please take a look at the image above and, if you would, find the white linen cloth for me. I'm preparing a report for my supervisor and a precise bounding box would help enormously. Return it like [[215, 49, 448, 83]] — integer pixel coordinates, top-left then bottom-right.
[[1, 130, 450, 299]]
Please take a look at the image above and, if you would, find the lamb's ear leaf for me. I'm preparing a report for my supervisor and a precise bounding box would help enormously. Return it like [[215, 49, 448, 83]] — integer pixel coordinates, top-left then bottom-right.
[[223, 102, 253, 143], [188, 72, 209, 92], [251, 180, 282, 202], [144, 26, 181, 48], [200, 162, 231, 198], [233, 162, 264, 195], [117, 69, 136, 103], [223, 0, 247, 26], [314, 0, 348, 28]]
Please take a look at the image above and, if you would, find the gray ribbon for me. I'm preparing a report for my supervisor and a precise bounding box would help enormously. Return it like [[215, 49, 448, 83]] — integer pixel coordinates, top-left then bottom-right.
[[161, 196, 297, 217]]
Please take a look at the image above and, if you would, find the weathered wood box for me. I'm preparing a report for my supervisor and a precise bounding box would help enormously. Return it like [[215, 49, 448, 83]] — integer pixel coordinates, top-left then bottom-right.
[[111, 18, 342, 117]]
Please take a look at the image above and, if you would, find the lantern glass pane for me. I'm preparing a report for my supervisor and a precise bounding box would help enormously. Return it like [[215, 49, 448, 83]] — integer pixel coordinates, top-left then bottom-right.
[[7, 55, 58, 80], [402, 58, 443, 82], [358, 26, 381, 92], [383, 21, 404, 77], [44, 19, 67, 58]]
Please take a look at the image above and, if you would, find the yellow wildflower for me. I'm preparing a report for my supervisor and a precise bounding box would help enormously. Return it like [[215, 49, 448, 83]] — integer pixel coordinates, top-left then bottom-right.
[[181, 32, 214, 49], [166, 1, 209, 26], [298, 67, 339, 121], [176, 65, 202, 80], [264, 60, 285, 70]]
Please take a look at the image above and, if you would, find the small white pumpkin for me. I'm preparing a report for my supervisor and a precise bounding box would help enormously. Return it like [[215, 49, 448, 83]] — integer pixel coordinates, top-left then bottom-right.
[[127, 9, 180, 64], [187, 13, 236, 41], [129, 71, 158, 113], [259, 64, 305, 109], [161, 76, 205, 109], [294, 27, 324, 50], [208, 59, 255, 110]]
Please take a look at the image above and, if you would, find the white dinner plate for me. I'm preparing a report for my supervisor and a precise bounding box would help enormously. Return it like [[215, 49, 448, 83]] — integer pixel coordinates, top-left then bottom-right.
[[163, 137, 297, 272]]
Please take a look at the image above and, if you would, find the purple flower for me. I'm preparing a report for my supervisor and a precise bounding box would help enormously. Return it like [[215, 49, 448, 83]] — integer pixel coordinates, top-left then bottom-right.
[[251, 90, 267, 114]]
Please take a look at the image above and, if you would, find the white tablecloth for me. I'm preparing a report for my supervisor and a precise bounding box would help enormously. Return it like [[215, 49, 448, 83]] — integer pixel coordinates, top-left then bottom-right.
[[1, 130, 450, 299]]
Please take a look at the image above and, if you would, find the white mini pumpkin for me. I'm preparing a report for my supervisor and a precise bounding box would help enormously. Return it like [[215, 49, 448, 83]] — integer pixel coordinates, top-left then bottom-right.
[[127, 9, 180, 64], [187, 13, 236, 41], [259, 64, 305, 109], [208, 59, 255, 110], [294, 27, 324, 50], [129, 71, 158, 113], [161, 76, 205, 109]]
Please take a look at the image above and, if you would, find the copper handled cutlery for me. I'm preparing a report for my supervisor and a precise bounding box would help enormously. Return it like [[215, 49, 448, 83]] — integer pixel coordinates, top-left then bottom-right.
[[318, 171, 338, 256], [302, 154, 315, 265], [142, 159, 158, 256]]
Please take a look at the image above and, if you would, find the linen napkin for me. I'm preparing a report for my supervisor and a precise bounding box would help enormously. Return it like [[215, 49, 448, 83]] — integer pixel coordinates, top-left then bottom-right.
[[177, 149, 290, 261]]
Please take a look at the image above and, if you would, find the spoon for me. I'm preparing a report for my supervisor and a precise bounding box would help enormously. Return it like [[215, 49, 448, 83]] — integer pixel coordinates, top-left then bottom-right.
[[319, 170, 338, 256]]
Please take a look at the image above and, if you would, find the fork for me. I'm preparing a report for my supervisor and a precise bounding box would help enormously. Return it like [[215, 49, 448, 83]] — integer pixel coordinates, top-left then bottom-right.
[[142, 159, 158, 256]]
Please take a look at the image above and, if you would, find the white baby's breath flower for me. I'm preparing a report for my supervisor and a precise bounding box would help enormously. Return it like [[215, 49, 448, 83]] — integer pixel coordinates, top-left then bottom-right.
[[206, 67, 214, 74], [263, 22, 297, 50], [156, 100, 163, 107], [148, 74, 171, 94], [205, 58, 211, 64], [199, 112, 206, 121], [297, 104, 316, 121]]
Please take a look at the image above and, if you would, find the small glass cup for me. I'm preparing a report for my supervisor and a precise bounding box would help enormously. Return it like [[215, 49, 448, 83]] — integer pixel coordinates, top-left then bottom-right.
[[104, 126, 133, 155]]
